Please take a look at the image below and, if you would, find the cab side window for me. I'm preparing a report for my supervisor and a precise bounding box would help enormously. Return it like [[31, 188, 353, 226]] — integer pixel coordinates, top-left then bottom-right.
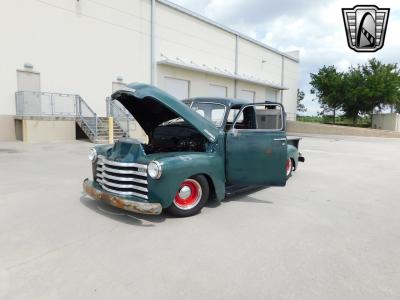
[[255, 105, 283, 130], [232, 104, 284, 130], [225, 108, 243, 130], [234, 107, 256, 129], [229, 106, 256, 130]]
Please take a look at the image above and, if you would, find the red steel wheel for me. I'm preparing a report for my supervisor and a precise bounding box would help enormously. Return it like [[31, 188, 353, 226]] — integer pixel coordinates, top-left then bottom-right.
[[173, 179, 202, 210], [167, 175, 209, 217], [286, 158, 293, 178]]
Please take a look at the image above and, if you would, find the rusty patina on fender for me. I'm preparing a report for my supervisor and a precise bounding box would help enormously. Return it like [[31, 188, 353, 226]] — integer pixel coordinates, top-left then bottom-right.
[[83, 178, 162, 215]]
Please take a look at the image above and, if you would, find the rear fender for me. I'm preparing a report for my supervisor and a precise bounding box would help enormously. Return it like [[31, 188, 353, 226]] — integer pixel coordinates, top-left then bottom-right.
[[287, 144, 299, 170]]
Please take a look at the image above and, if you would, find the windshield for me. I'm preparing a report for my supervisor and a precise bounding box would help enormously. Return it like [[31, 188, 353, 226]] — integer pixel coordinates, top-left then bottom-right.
[[160, 101, 227, 127], [188, 101, 227, 127]]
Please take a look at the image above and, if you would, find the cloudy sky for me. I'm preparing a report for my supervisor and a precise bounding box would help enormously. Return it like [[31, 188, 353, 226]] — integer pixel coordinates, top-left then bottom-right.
[[169, 0, 400, 115]]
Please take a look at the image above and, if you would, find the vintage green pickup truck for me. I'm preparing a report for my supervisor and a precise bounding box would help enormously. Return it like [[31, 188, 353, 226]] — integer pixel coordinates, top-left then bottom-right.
[[83, 83, 304, 217]]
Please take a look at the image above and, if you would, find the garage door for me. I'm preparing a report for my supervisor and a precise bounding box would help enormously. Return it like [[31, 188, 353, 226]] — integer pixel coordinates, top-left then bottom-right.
[[163, 77, 189, 100], [209, 84, 227, 97], [239, 90, 255, 102]]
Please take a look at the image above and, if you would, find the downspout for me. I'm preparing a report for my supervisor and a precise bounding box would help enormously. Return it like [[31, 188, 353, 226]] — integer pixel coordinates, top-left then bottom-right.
[[150, 0, 156, 85], [234, 34, 238, 98], [280, 56, 285, 104]]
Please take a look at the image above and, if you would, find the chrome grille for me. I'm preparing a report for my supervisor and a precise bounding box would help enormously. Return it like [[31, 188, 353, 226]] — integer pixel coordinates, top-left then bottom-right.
[[95, 156, 148, 199]]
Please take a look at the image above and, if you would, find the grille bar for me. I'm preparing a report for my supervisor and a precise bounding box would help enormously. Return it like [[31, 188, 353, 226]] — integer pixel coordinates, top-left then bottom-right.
[[102, 178, 148, 192], [95, 156, 149, 199], [103, 166, 147, 176], [102, 173, 147, 184], [101, 184, 149, 199], [102, 158, 147, 169]]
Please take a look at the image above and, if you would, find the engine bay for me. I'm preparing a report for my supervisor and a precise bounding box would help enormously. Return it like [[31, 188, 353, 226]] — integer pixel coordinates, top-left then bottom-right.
[[143, 122, 208, 154]]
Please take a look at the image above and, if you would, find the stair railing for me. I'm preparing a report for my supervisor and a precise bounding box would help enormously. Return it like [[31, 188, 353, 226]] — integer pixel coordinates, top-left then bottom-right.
[[76, 95, 104, 141], [15, 90, 104, 142], [15, 91, 78, 117], [107, 97, 135, 137]]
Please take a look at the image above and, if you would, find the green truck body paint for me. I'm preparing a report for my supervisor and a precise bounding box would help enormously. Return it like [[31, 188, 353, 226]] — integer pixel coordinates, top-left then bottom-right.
[[83, 83, 304, 215]]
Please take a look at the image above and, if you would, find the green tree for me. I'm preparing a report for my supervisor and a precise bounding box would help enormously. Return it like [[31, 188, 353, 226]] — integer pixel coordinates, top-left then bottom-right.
[[310, 66, 344, 124], [341, 66, 365, 124], [360, 58, 400, 113], [396, 102, 400, 113], [297, 89, 307, 113], [310, 59, 400, 126]]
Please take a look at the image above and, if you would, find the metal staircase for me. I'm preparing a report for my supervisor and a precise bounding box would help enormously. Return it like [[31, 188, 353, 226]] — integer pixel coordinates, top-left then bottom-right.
[[77, 116, 126, 144], [106, 97, 135, 136], [15, 91, 130, 144]]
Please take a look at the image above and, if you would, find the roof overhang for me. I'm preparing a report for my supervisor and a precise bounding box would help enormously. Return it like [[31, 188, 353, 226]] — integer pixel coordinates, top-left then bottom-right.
[[158, 58, 289, 90]]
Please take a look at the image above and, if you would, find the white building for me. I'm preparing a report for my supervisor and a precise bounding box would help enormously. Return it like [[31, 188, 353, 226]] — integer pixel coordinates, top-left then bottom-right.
[[0, 0, 299, 141], [372, 113, 400, 132]]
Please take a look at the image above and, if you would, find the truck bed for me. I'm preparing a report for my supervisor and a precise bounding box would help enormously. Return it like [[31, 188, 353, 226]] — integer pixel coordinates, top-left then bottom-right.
[[286, 136, 301, 149]]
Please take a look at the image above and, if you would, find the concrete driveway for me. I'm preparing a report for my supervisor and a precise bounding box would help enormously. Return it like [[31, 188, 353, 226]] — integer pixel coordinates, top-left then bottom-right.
[[1, 135, 400, 299]]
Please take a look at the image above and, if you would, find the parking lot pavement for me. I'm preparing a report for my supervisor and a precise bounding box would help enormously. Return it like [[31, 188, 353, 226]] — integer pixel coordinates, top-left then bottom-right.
[[1, 135, 400, 300]]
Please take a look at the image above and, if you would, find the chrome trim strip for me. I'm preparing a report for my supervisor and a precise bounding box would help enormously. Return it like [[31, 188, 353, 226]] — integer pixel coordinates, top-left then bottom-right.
[[103, 173, 147, 184], [102, 179, 148, 192], [103, 166, 147, 177], [102, 185, 148, 199], [103, 158, 147, 169]]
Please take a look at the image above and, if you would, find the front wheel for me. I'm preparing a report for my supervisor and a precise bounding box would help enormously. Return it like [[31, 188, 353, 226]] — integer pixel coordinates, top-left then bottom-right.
[[166, 175, 209, 217]]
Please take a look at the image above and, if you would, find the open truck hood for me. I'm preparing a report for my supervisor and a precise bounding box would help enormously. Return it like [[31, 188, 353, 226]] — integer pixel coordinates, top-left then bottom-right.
[[111, 83, 219, 142]]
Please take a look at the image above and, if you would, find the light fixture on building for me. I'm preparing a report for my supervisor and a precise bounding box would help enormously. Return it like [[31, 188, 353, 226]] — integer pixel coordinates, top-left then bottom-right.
[[116, 76, 123, 82], [262, 59, 267, 64], [23, 63, 33, 70]]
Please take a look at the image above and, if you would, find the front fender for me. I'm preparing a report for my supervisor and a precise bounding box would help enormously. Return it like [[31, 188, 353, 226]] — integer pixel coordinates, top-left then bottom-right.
[[146, 153, 225, 208]]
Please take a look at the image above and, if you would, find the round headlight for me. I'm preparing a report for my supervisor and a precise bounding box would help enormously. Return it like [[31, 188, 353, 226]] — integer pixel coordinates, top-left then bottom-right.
[[148, 161, 162, 179], [88, 148, 97, 161]]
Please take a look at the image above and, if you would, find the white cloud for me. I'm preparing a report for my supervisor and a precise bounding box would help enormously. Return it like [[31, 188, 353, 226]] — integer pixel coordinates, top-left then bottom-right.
[[169, 0, 400, 115]]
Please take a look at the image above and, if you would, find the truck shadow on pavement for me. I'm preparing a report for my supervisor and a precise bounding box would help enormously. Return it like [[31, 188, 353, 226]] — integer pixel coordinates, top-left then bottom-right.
[[206, 186, 274, 208], [80, 186, 272, 225], [80, 195, 166, 227]]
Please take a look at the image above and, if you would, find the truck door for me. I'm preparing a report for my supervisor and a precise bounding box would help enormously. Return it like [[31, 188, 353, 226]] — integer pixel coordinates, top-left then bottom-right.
[[226, 103, 287, 186]]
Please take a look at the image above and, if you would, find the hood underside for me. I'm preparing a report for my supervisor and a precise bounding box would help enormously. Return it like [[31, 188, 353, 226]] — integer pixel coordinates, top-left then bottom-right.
[[111, 83, 219, 142]]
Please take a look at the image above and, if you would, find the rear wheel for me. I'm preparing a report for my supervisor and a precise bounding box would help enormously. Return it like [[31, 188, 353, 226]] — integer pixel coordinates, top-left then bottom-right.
[[286, 158, 293, 178], [167, 175, 209, 217]]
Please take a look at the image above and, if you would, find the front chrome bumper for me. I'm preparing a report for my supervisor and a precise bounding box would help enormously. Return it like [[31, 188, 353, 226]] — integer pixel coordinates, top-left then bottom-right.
[[83, 178, 162, 215]]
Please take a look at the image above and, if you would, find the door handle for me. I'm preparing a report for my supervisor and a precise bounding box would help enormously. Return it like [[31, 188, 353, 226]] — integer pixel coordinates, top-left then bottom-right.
[[273, 138, 286, 141]]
